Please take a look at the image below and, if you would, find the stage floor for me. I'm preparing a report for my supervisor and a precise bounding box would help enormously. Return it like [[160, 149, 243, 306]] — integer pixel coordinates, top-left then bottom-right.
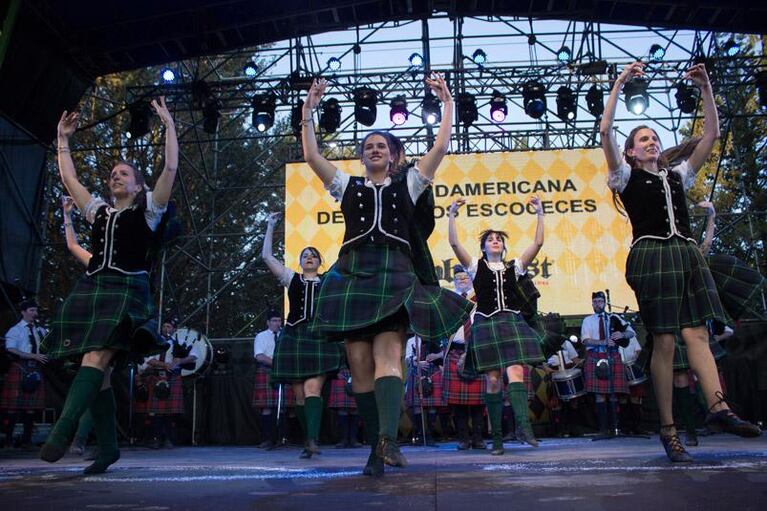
[[2, 435, 766, 510]]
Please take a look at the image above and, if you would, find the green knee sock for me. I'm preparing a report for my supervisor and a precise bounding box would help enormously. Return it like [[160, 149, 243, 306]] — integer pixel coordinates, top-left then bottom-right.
[[374, 376, 402, 440], [46, 366, 104, 449], [295, 404, 307, 439], [507, 382, 532, 433], [74, 409, 94, 445], [354, 391, 380, 461], [84, 387, 120, 474], [304, 397, 323, 441], [485, 392, 504, 443]]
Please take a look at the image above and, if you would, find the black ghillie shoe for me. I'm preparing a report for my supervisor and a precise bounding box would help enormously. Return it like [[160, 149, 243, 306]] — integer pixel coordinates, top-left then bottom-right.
[[660, 426, 693, 463], [375, 436, 407, 468]]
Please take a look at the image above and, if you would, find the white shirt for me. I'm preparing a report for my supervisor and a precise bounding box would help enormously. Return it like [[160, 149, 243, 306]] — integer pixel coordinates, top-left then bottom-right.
[[253, 328, 278, 358], [619, 336, 642, 364], [140, 335, 203, 371], [326, 166, 431, 204], [547, 340, 579, 368], [4, 319, 47, 355], [581, 312, 636, 350]]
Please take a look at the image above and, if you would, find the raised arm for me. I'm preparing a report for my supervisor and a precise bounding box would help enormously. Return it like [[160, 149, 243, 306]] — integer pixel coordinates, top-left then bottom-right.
[[56, 111, 92, 211], [447, 199, 472, 268], [417, 73, 454, 181], [301, 79, 338, 186], [698, 200, 716, 256], [62, 196, 92, 267], [261, 212, 289, 278], [600, 62, 645, 172], [149, 97, 178, 207], [518, 196, 544, 269], [684, 64, 720, 173]]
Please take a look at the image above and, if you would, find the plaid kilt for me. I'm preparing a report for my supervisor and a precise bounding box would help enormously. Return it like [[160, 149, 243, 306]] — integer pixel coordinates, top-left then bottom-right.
[[328, 368, 356, 409], [469, 311, 544, 373], [270, 322, 342, 383], [134, 370, 184, 415], [0, 362, 45, 410], [625, 237, 727, 334], [252, 365, 295, 408], [583, 350, 629, 395], [41, 272, 165, 360], [707, 254, 767, 321], [404, 363, 443, 408], [441, 348, 485, 405], [310, 244, 473, 341]]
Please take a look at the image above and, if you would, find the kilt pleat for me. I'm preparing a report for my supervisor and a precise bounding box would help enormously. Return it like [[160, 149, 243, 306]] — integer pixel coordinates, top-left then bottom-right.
[[134, 371, 184, 415], [583, 350, 629, 394], [328, 369, 356, 409], [310, 244, 473, 341], [0, 363, 45, 410], [404, 363, 443, 408], [469, 311, 544, 372], [441, 349, 486, 405], [625, 237, 726, 334], [252, 366, 295, 408], [41, 272, 165, 360], [270, 322, 342, 383], [706, 254, 766, 321]]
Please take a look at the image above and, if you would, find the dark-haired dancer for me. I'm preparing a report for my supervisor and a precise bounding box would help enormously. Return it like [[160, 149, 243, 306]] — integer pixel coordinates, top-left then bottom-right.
[[40, 98, 178, 474], [262, 212, 342, 459], [601, 62, 759, 462], [447, 197, 546, 455], [301, 75, 472, 475]]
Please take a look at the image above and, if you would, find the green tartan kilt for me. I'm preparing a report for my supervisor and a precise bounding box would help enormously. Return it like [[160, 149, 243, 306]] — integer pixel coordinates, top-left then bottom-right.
[[41, 272, 164, 360], [626, 237, 727, 334], [469, 311, 545, 372], [310, 244, 473, 341], [270, 321, 343, 383], [706, 254, 767, 321]]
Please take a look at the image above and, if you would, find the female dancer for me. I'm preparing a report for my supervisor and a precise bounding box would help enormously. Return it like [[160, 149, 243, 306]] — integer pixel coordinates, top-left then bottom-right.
[[447, 197, 546, 455], [40, 97, 178, 474], [601, 61, 759, 462], [262, 212, 342, 459], [301, 74, 472, 475]]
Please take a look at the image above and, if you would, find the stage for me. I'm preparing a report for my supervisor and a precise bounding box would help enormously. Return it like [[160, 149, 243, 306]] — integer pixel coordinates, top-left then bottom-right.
[[2, 435, 766, 510]]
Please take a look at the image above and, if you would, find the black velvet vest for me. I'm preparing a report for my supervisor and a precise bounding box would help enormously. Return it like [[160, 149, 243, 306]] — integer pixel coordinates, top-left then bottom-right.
[[473, 259, 529, 317], [86, 204, 155, 275], [285, 273, 322, 326]]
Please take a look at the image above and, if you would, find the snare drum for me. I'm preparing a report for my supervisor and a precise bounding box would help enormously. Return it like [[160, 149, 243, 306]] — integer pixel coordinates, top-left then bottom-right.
[[174, 328, 213, 378], [624, 362, 647, 386], [551, 368, 587, 401]]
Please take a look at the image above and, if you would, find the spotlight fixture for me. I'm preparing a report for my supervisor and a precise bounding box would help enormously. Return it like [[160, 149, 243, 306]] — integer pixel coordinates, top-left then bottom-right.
[[649, 44, 665, 62], [522, 80, 547, 119], [489, 90, 507, 123], [556, 46, 571, 63], [527, 34, 537, 45], [389, 96, 409, 126], [456, 93, 478, 127], [290, 100, 304, 136], [472, 49, 487, 66], [319, 98, 342, 133], [422, 93, 441, 125], [555, 86, 577, 121], [252, 93, 276, 132], [408, 53, 424, 68], [585, 84, 604, 117], [202, 98, 221, 134], [675, 82, 699, 114], [353, 87, 378, 127], [327, 57, 341, 72], [161, 68, 176, 83], [756, 71, 767, 110], [243, 61, 258, 77], [723, 38, 740, 57], [127, 101, 151, 139], [624, 78, 649, 115]]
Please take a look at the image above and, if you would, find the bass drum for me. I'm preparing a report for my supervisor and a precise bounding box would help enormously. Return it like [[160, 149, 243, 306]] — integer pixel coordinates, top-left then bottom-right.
[[174, 328, 213, 379]]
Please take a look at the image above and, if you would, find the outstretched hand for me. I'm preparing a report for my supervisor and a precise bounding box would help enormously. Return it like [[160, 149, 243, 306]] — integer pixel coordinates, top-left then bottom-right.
[[616, 62, 645, 87], [151, 96, 174, 127], [448, 198, 466, 216], [62, 196, 76, 215], [304, 79, 328, 111], [684, 63, 711, 90], [425, 73, 452, 103], [266, 212, 282, 227], [57, 111, 79, 140], [529, 195, 543, 214]]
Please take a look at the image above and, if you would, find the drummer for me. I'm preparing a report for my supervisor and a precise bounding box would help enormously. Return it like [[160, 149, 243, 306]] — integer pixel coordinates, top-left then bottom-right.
[[543, 319, 585, 437], [581, 291, 635, 438], [618, 334, 646, 435]]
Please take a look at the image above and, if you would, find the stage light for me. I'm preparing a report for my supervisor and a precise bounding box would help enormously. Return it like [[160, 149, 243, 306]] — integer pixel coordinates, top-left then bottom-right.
[[675, 82, 699, 114], [624, 78, 649, 115], [585, 84, 604, 117], [527, 34, 537, 45], [649, 44, 665, 62], [353, 87, 377, 127], [161, 68, 176, 83], [556, 86, 577, 121], [327, 57, 341, 72], [723, 38, 740, 57], [522, 80, 547, 119], [756, 71, 767, 110], [489, 90, 507, 123], [422, 93, 441, 125], [127, 101, 151, 139], [243, 62, 258, 77], [320, 98, 342, 133], [456, 93, 478, 127], [290, 100, 304, 136], [202, 98, 221, 134], [472, 49, 487, 66], [409, 53, 424, 68], [556, 46, 571, 63], [389, 96, 408, 126], [252, 93, 276, 132]]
